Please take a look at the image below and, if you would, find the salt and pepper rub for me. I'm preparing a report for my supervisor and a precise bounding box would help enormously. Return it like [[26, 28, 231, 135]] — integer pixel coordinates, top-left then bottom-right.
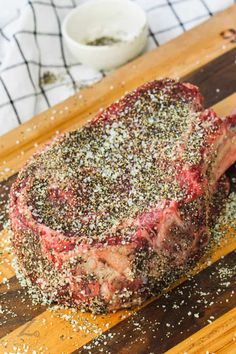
[[9, 79, 236, 313]]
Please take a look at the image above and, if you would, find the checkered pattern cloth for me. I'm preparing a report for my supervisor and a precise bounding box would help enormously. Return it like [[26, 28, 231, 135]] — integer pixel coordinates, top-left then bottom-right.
[[0, 0, 234, 136]]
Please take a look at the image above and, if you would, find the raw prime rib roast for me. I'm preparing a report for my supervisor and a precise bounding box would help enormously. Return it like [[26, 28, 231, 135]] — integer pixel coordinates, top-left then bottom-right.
[[10, 79, 236, 313]]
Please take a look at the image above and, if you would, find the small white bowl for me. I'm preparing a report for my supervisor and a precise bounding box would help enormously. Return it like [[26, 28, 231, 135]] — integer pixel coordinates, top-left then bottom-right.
[[62, 0, 148, 71]]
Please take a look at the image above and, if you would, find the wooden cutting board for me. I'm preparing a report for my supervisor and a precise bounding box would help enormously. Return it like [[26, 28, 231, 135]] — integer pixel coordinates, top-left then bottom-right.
[[0, 5, 236, 354]]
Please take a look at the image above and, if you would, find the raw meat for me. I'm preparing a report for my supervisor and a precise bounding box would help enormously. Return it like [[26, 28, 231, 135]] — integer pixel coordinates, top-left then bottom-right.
[[10, 79, 236, 313]]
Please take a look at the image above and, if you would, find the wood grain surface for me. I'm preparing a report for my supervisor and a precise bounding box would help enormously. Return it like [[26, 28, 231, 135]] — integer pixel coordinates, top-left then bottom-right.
[[0, 5, 236, 354], [166, 308, 236, 354], [183, 47, 236, 107]]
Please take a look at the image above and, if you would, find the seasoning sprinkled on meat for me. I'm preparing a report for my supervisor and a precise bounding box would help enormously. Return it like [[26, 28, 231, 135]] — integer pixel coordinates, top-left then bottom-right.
[[9, 79, 236, 313]]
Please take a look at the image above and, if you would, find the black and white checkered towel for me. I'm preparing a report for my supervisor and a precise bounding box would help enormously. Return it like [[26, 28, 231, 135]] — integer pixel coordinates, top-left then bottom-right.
[[0, 0, 234, 136]]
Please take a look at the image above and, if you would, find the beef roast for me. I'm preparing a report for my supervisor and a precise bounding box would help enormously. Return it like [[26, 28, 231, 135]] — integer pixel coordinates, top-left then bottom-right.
[[9, 79, 236, 313]]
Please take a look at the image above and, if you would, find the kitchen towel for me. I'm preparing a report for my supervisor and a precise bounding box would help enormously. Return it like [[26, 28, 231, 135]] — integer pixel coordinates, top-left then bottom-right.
[[0, 0, 234, 136]]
